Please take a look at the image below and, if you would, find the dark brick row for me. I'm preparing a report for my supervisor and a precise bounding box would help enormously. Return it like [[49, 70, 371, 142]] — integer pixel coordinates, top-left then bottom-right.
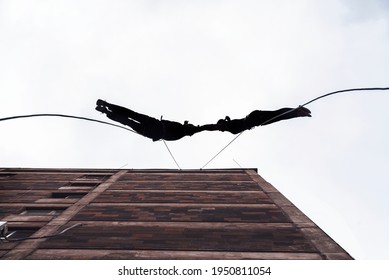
[[109, 181, 261, 191], [40, 224, 316, 253], [74, 205, 290, 223], [93, 191, 272, 204]]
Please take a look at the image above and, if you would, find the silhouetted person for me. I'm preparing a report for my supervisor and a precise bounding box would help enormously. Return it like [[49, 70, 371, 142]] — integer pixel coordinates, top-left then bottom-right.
[[95, 100, 215, 141], [216, 107, 311, 134]]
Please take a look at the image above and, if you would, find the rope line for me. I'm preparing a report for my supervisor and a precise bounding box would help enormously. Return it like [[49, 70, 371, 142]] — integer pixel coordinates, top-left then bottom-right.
[[301, 87, 389, 107], [2, 87, 389, 170], [0, 113, 138, 134], [201, 132, 243, 169], [1, 223, 82, 242], [200, 86, 389, 169], [163, 140, 182, 170], [0, 113, 182, 169]]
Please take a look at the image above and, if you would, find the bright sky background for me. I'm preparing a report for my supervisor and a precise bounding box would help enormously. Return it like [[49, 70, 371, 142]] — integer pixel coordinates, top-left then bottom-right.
[[1, 0, 389, 259]]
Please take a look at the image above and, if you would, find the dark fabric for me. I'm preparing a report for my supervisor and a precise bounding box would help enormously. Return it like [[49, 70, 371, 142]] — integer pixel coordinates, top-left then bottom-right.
[[98, 101, 210, 141], [97, 100, 311, 141], [103, 103, 164, 141]]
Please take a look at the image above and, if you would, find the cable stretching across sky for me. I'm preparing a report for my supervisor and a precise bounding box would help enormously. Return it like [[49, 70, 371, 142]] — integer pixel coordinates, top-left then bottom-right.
[[1, 87, 389, 169], [200, 87, 389, 169]]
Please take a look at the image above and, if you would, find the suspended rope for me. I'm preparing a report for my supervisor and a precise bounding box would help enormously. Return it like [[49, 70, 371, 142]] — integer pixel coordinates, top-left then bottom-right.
[[259, 87, 389, 127], [2, 87, 389, 170], [0, 113, 183, 168], [162, 140, 182, 170], [1, 223, 81, 242], [0, 113, 183, 169], [302, 87, 389, 107], [0, 113, 138, 134], [201, 132, 243, 169], [201, 86, 389, 169]]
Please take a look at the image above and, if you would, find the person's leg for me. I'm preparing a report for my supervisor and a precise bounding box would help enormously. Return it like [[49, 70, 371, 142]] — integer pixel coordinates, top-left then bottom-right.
[[247, 107, 311, 127], [97, 99, 156, 123], [103, 112, 143, 133], [96, 100, 164, 140], [101, 102, 154, 123]]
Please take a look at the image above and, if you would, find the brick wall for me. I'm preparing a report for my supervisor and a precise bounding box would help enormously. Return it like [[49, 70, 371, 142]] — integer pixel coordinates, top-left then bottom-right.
[[0, 168, 352, 260]]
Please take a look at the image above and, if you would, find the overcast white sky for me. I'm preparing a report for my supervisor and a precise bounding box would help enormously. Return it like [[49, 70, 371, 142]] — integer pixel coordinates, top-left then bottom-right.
[[1, 0, 389, 259]]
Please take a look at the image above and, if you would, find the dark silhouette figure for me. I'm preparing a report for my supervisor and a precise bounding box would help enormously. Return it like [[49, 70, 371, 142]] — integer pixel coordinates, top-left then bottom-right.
[[96, 100, 311, 140], [215, 107, 312, 134], [95, 100, 215, 141]]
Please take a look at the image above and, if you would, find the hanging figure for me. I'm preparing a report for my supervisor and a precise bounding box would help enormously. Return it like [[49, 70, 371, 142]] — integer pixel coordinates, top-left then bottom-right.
[[95, 100, 216, 141], [216, 106, 312, 134]]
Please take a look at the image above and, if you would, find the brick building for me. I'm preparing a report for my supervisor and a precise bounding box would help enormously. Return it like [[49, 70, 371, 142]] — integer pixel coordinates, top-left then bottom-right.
[[0, 168, 352, 259]]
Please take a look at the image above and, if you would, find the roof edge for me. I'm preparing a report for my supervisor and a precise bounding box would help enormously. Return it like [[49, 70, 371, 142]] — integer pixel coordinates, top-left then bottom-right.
[[1, 167, 258, 173]]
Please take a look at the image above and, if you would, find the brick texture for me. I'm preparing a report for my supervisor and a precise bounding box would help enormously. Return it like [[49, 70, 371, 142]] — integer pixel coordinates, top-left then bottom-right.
[[0, 168, 353, 259]]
